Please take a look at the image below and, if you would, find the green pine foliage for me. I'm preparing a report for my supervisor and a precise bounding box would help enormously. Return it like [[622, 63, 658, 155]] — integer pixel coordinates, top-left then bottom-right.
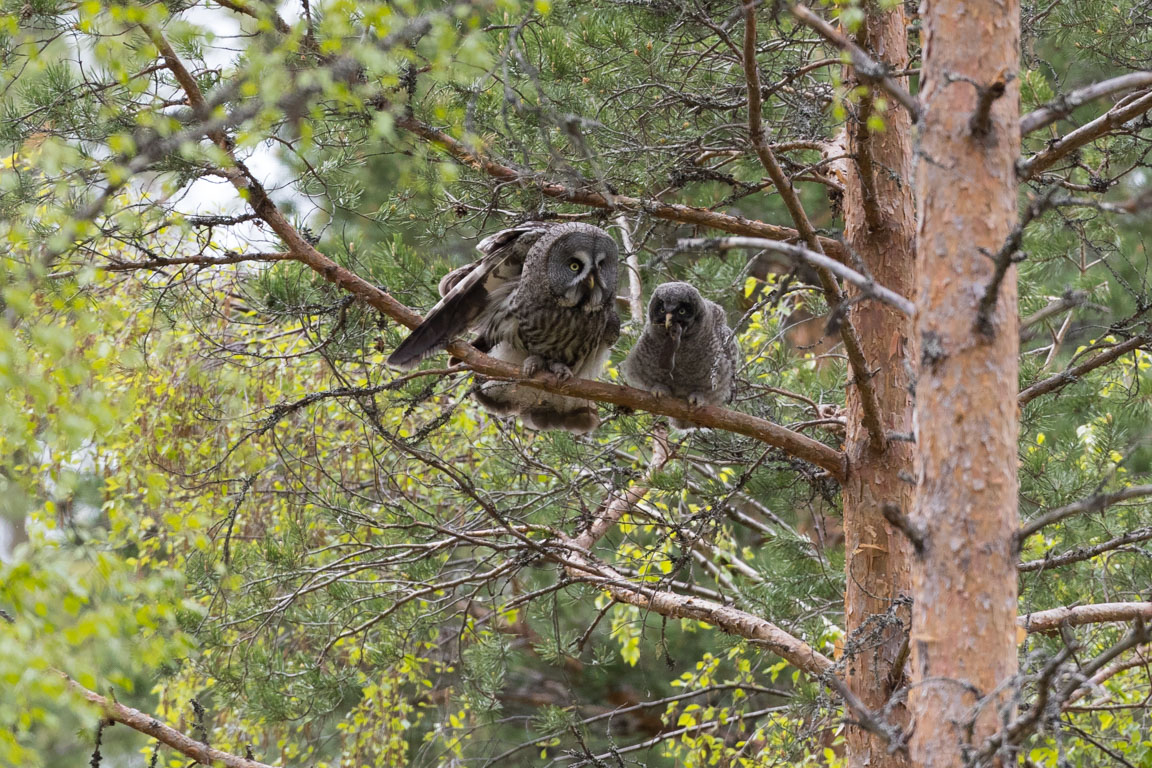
[[1, 0, 1151, 765]]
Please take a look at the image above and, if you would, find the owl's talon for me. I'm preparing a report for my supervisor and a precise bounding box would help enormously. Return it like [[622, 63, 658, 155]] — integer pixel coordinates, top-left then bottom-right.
[[522, 355, 546, 377], [548, 362, 574, 382], [650, 384, 672, 398], [687, 393, 705, 407]]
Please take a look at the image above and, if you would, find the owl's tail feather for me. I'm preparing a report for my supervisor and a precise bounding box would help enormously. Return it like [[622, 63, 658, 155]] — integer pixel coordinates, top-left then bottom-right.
[[521, 405, 600, 435]]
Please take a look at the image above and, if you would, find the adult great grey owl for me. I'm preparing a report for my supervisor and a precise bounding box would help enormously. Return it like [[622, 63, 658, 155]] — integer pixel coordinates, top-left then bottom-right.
[[621, 282, 739, 429], [387, 222, 620, 434]]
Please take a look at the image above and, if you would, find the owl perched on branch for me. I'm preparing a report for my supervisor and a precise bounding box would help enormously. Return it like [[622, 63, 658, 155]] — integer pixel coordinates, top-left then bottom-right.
[[621, 281, 739, 429], [388, 222, 621, 434]]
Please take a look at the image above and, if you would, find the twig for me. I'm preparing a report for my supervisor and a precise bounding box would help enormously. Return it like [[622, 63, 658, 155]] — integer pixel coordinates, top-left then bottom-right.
[[975, 186, 1059, 335], [681, 237, 915, 316], [392, 112, 849, 260], [881, 502, 925, 555], [1020, 290, 1090, 335], [1021, 72, 1152, 135], [571, 425, 670, 551], [969, 71, 1012, 137], [1064, 644, 1151, 707]]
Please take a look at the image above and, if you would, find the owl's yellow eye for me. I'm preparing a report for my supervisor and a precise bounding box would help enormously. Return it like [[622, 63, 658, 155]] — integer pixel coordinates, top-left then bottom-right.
[[677, 307, 688, 315], [569, 260, 581, 272]]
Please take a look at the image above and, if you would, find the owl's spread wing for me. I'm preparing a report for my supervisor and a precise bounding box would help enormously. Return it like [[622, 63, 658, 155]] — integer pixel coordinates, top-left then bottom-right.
[[386, 223, 549, 370]]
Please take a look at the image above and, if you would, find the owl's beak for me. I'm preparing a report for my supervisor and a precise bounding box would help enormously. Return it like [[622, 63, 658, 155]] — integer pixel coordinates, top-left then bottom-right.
[[584, 273, 595, 291], [664, 312, 673, 329]]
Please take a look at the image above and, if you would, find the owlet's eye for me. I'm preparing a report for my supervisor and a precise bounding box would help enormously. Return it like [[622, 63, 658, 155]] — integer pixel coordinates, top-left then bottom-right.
[[569, 260, 581, 272], [677, 307, 688, 315]]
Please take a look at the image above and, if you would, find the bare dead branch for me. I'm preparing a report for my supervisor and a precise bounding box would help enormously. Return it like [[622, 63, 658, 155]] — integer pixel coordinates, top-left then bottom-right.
[[682, 236, 916, 316], [1018, 526, 1152, 572], [881, 502, 925, 554], [62, 674, 275, 768], [969, 71, 1012, 137], [1018, 484, 1152, 540], [790, 5, 922, 121], [1019, 89, 1152, 179], [1018, 602, 1152, 632], [976, 186, 1060, 335], [557, 541, 833, 674], [615, 214, 645, 325], [1019, 333, 1152, 406], [1021, 72, 1152, 135]]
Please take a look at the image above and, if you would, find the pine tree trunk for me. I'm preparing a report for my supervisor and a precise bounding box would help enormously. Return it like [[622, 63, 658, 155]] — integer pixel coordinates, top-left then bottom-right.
[[840, 7, 916, 767], [910, 0, 1021, 764]]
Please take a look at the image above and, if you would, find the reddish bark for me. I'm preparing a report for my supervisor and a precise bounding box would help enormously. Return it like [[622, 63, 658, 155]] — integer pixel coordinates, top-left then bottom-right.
[[911, 0, 1022, 765], [839, 7, 916, 767]]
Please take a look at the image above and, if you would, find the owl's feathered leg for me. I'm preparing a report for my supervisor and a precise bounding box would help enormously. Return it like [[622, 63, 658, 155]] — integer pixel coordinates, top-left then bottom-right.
[[521, 403, 600, 434]]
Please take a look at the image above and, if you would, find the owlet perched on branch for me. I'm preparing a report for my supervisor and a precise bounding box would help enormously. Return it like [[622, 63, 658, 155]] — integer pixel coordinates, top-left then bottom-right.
[[622, 281, 739, 429], [388, 222, 620, 434]]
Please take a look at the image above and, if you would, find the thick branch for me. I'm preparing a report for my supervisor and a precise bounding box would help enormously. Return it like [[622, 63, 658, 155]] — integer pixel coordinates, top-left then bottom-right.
[[1018, 484, 1152, 540], [743, 7, 887, 451], [790, 5, 921, 121], [391, 113, 847, 260], [1018, 526, 1152, 572], [682, 237, 916, 316], [1021, 72, 1152, 135], [1018, 602, 1152, 632], [1019, 89, 1152, 178], [1019, 333, 1151, 406], [64, 675, 274, 768]]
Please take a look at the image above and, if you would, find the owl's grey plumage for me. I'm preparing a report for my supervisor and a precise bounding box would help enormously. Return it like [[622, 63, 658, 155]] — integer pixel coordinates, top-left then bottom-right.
[[621, 281, 739, 429], [388, 222, 620, 434]]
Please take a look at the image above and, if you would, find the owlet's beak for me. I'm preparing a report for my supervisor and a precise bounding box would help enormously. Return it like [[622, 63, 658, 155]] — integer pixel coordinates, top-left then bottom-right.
[[664, 312, 673, 330]]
